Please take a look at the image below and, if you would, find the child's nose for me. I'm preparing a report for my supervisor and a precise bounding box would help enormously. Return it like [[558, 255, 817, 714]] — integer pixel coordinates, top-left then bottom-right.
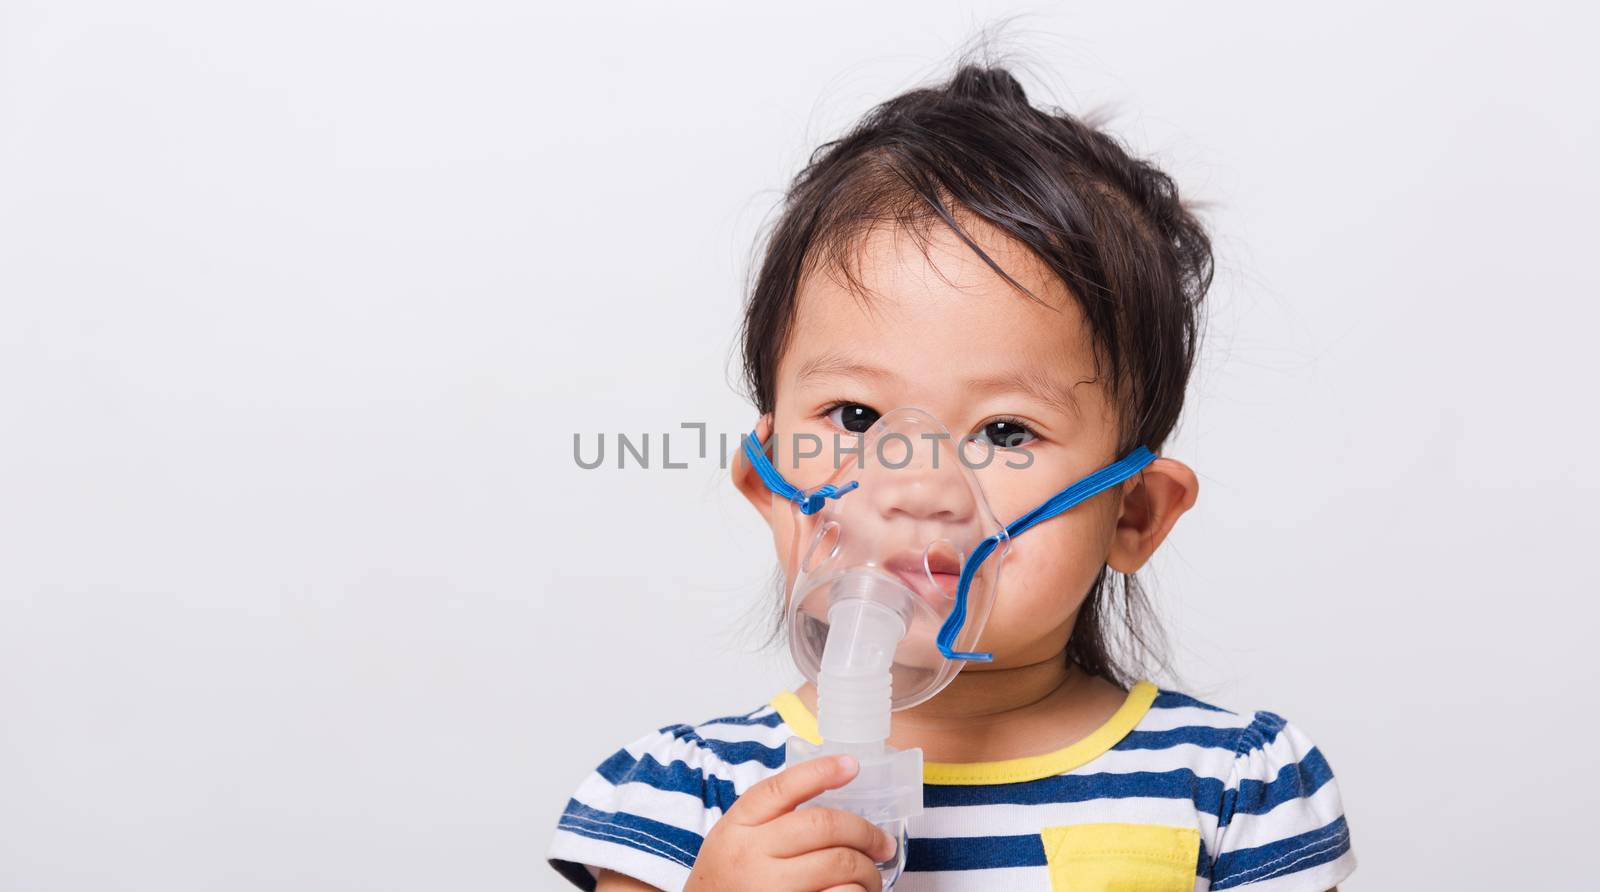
[[868, 451, 977, 523]]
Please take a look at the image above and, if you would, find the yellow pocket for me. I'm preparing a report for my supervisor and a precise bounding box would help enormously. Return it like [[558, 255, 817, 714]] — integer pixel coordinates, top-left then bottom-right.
[[1041, 822, 1200, 892]]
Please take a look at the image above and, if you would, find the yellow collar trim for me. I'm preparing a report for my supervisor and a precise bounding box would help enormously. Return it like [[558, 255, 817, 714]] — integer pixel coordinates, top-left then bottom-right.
[[768, 680, 1158, 786]]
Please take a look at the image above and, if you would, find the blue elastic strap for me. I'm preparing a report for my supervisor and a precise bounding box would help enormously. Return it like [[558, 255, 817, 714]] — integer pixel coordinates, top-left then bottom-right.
[[935, 445, 1158, 661], [740, 431, 859, 516]]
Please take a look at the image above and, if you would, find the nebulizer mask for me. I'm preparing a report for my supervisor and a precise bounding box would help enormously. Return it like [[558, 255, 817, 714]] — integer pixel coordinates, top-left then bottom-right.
[[742, 408, 1155, 889]]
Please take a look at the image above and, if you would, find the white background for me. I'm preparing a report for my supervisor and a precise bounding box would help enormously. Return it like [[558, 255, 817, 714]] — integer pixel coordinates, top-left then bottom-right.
[[2, 1, 1596, 889]]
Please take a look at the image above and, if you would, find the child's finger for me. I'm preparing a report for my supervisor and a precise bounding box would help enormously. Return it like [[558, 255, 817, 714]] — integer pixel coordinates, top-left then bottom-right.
[[767, 807, 896, 862], [782, 846, 882, 892], [727, 754, 858, 826]]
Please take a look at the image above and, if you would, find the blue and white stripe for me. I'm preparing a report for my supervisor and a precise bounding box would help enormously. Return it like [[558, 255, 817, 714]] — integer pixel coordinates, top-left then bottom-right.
[[549, 688, 1354, 891]]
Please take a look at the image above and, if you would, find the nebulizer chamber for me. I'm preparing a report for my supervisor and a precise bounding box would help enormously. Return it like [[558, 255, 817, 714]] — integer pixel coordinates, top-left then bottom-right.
[[769, 408, 1008, 889], [783, 572, 926, 885]]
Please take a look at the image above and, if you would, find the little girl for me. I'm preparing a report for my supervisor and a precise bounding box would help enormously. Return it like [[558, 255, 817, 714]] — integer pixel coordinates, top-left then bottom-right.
[[548, 65, 1354, 892]]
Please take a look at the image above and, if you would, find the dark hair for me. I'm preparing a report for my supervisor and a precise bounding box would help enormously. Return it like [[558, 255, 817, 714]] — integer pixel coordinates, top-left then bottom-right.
[[739, 64, 1213, 687]]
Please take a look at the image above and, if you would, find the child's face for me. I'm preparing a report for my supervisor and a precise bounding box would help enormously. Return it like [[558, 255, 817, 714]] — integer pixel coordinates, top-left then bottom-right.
[[741, 219, 1176, 671]]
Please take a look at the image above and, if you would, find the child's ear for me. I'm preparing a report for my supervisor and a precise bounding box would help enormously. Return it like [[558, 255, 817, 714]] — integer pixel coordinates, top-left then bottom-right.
[[732, 414, 777, 526], [1107, 457, 1199, 574]]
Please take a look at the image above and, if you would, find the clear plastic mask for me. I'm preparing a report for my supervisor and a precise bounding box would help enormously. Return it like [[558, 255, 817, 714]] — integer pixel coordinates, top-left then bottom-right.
[[778, 408, 1010, 710]]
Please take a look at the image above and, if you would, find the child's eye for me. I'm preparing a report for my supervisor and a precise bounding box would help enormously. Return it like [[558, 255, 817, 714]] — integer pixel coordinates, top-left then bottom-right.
[[826, 402, 881, 434], [974, 418, 1037, 449]]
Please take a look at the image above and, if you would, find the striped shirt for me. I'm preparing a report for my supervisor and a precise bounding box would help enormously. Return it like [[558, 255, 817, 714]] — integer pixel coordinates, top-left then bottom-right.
[[548, 682, 1355, 891]]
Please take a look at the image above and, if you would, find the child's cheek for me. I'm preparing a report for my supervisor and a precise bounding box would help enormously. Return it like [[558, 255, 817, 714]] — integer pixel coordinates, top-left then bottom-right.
[[976, 510, 1117, 665]]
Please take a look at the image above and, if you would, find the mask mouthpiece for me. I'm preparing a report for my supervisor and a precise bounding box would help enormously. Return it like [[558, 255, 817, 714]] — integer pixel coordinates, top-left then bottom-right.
[[817, 572, 913, 745]]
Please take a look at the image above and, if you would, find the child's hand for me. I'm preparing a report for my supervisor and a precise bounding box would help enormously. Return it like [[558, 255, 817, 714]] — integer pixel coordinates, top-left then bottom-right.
[[684, 754, 896, 892]]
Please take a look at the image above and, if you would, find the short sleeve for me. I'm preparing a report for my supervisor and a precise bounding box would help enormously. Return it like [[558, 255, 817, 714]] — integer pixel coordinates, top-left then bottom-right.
[[547, 725, 741, 892], [1206, 711, 1356, 890]]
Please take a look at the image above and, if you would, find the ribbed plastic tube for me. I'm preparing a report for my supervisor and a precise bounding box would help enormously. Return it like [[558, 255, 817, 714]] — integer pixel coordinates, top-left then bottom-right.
[[786, 570, 923, 890]]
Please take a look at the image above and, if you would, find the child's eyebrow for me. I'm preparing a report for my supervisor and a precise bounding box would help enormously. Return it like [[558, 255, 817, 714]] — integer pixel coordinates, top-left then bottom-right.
[[966, 370, 1083, 419], [796, 351, 1080, 419], [794, 351, 901, 386]]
